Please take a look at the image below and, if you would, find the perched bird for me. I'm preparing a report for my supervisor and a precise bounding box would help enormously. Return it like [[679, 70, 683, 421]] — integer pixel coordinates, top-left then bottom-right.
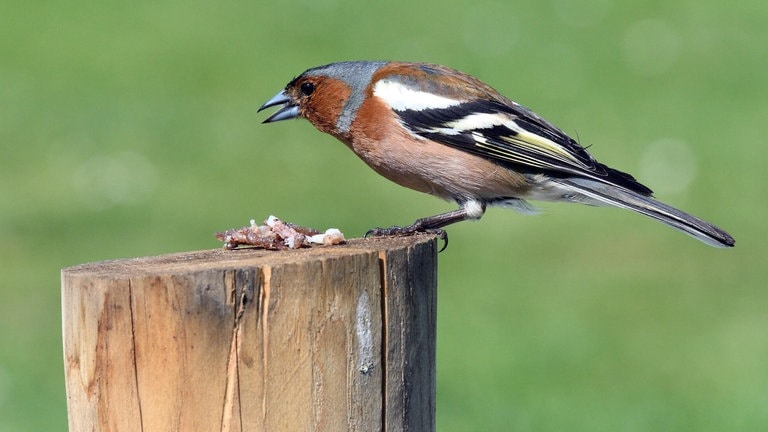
[[258, 61, 734, 248]]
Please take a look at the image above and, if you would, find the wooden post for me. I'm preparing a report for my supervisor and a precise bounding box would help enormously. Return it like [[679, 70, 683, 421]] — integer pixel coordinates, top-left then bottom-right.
[[61, 236, 437, 432]]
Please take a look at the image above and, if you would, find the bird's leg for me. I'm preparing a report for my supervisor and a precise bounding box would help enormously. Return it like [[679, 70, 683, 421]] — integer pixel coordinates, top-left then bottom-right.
[[366, 204, 482, 251]]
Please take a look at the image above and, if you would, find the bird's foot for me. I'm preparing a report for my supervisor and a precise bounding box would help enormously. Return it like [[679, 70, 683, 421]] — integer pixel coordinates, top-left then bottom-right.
[[365, 224, 448, 252]]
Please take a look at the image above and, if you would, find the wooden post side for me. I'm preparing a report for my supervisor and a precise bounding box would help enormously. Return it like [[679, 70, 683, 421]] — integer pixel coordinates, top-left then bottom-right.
[[381, 238, 438, 431], [61, 236, 438, 432]]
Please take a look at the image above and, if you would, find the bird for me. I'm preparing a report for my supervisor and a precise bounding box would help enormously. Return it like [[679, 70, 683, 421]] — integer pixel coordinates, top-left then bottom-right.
[[258, 61, 735, 249]]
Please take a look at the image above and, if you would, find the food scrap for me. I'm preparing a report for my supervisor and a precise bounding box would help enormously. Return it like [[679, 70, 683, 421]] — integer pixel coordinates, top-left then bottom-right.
[[215, 216, 345, 250]]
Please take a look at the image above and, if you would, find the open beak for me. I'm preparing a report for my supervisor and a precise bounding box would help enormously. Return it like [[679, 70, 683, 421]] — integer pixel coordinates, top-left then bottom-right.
[[258, 90, 300, 123]]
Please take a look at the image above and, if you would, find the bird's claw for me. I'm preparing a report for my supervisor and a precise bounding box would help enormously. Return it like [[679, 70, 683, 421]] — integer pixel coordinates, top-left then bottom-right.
[[365, 225, 449, 252]]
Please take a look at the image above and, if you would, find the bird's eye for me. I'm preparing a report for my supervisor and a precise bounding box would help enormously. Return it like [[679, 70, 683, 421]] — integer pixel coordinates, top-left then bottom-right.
[[300, 82, 315, 96]]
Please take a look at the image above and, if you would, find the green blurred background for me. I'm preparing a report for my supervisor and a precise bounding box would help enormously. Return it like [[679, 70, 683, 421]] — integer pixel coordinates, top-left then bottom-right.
[[2, 0, 766, 430]]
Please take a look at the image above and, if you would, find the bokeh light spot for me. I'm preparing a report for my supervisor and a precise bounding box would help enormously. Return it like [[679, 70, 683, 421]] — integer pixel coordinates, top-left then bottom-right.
[[639, 138, 697, 194], [71, 151, 157, 210]]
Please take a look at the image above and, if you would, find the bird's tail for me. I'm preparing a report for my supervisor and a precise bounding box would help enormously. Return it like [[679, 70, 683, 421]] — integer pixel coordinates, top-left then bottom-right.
[[552, 178, 735, 248]]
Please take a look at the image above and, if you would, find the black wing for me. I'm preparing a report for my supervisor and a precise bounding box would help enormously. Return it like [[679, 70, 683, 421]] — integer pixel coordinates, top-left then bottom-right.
[[395, 99, 652, 195]]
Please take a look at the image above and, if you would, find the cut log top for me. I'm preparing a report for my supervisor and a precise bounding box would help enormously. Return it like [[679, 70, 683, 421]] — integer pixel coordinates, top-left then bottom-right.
[[62, 236, 437, 277]]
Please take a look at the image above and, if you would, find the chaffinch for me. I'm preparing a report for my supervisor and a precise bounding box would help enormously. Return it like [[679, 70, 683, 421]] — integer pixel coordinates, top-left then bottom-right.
[[258, 61, 734, 248]]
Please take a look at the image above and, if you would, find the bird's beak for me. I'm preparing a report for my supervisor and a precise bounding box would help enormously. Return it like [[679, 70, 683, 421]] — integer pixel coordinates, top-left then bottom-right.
[[258, 90, 300, 123]]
